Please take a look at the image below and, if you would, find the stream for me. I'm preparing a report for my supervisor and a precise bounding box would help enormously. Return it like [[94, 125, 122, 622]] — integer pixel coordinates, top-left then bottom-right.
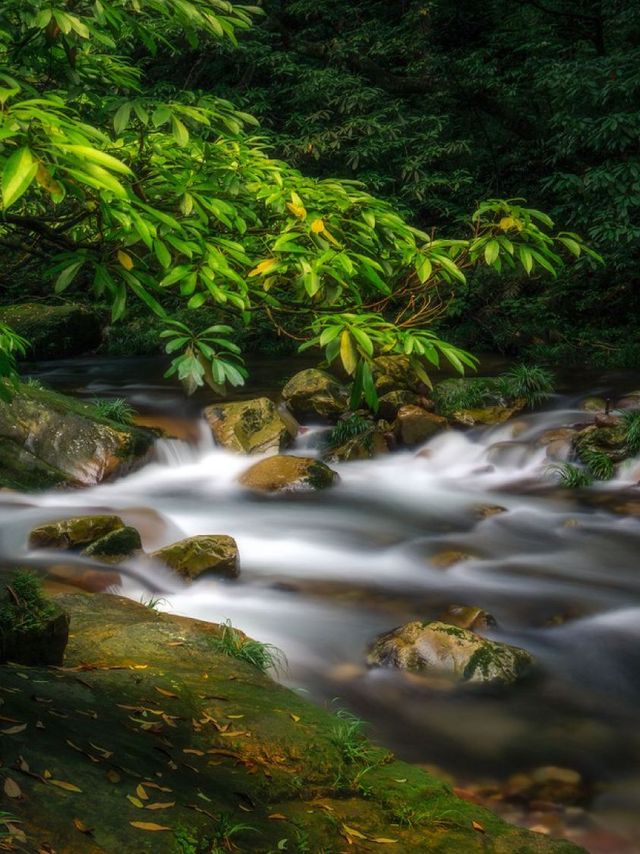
[[1, 356, 640, 852]]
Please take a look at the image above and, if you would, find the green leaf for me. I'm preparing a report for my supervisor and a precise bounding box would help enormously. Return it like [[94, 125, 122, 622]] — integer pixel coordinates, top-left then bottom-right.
[[484, 239, 500, 265], [2, 147, 38, 209], [54, 260, 85, 293]]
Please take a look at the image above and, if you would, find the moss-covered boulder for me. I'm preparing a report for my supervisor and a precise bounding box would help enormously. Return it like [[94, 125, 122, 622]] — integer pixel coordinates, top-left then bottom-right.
[[0, 384, 155, 491], [324, 428, 390, 462], [573, 424, 629, 465], [377, 389, 423, 420], [367, 620, 534, 686], [0, 593, 581, 853], [0, 570, 69, 665], [239, 454, 338, 492], [29, 515, 125, 550], [281, 368, 349, 421], [204, 397, 296, 455], [451, 402, 526, 427], [151, 534, 239, 580], [0, 303, 102, 360], [395, 405, 448, 446], [82, 526, 142, 563]]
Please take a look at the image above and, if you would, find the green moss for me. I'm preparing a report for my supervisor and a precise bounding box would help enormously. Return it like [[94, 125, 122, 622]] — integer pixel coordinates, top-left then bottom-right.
[[0, 570, 55, 633], [82, 526, 142, 560]]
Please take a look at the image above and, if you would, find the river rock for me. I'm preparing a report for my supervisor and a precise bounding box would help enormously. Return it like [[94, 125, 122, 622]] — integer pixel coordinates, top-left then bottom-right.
[[395, 405, 448, 446], [324, 428, 389, 462], [579, 396, 607, 413], [0, 571, 69, 665], [367, 620, 533, 685], [0, 384, 155, 491], [616, 390, 640, 410], [151, 535, 239, 580], [238, 454, 338, 492], [504, 766, 587, 806], [204, 397, 295, 455], [373, 355, 422, 394], [431, 550, 475, 569], [82, 526, 142, 563], [29, 515, 125, 550], [281, 369, 348, 420], [574, 424, 628, 464], [377, 389, 422, 420], [0, 303, 102, 360], [451, 401, 525, 427]]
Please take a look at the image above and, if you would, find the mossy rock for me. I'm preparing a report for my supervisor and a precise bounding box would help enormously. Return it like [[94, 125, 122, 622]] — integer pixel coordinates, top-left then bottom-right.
[[451, 401, 526, 427], [0, 570, 69, 665], [0, 593, 582, 852], [29, 515, 125, 550], [204, 397, 296, 455], [281, 368, 349, 421], [238, 455, 338, 492], [0, 303, 102, 360], [82, 526, 142, 563], [151, 534, 239, 580], [377, 389, 423, 420], [573, 424, 628, 464], [395, 405, 448, 446], [324, 428, 389, 462], [367, 620, 534, 686], [0, 384, 155, 491]]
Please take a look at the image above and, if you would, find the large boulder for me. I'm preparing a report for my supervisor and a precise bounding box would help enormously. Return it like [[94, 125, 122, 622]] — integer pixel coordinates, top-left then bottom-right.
[[0, 385, 155, 491], [238, 454, 338, 492], [395, 405, 448, 446], [281, 368, 349, 420], [451, 402, 526, 427], [377, 389, 423, 420], [373, 355, 423, 394], [367, 620, 533, 686], [29, 515, 125, 550], [204, 397, 296, 454], [151, 534, 239, 581], [0, 303, 102, 360], [0, 570, 69, 665]]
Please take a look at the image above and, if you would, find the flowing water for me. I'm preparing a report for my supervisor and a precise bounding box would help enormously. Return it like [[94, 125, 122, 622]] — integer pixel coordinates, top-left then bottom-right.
[[2, 357, 640, 851]]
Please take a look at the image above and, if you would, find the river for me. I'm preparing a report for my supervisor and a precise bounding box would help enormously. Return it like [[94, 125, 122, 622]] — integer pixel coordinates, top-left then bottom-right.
[[1, 356, 639, 852]]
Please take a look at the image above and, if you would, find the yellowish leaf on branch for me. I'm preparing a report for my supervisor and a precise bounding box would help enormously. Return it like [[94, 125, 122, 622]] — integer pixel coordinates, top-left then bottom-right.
[[117, 250, 134, 270], [248, 258, 278, 277], [311, 218, 325, 233]]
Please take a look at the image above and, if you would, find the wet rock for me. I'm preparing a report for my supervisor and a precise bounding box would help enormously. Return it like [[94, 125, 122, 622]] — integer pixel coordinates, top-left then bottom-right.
[[0, 303, 102, 360], [504, 767, 587, 806], [438, 604, 497, 632], [81, 526, 142, 563], [473, 504, 508, 520], [373, 354, 421, 392], [45, 565, 122, 593], [238, 454, 338, 492], [574, 424, 628, 464], [151, 535, 239, 581], [395, 405, 448, 446], [431, 550, 475, 569], [324, 428, 389, 462], [377, 390, 422, 420], [281, 369, 348, 421], [204, 397, 296, 455], [0, 571, 69, 665], [0, 385, 155, 491], [616, 391, 640, 410], [486, 441, 533, 467], [594, 412, 621, 429], [579, 396, 607, 413], [451, 401, 525, 427], [29, 515, 125, 550], [367, 620, 533, 686]]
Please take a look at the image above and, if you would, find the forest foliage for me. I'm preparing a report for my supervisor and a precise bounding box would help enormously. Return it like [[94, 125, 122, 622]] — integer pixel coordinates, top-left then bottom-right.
[[0, 0, 617, 405]]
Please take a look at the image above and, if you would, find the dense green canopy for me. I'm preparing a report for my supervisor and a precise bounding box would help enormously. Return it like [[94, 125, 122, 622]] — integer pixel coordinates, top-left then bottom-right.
[[0, 1, 601, 404]]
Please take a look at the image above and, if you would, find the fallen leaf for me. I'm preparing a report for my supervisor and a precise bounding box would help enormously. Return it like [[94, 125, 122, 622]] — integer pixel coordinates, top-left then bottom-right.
[[219, 730, 247, 738], [289, 714, 300, 723], [136, 784, 149, 801], [127, 796, 144, 808], [145, 802, 175, 810], [342, 824, 368, 840], [472, 820, 485, 833], [268, 814, 287, 820], [227, 714, 244, 720], [73, 818, 93, 835], [49, 779, 82, 793], [373, 839, 398, 845], [107, 770, 121, 784], [1, 723, 27, 735], [393, 778, 407, 783], [129, 821, 171, 831], [3, 777, 22, 799], [143, 782, 172, 793], [183, 749, 205, 756], [154, 687, 178, 698]]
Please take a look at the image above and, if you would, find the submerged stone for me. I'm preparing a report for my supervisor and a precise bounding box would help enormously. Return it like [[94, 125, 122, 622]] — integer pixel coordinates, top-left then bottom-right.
[[204, 397, 296, 454], [238, 454, 338, 492], [367, 620, 533, 686], [281, 368, 349, 420], [29, 515, 125, 550], [151, 534, 239, 580]]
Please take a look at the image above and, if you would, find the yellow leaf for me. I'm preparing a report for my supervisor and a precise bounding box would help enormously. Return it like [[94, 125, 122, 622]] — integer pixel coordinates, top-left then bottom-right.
[[227, 714, 244, 719], [117, 249, 134, 270], [286, 202, 307, 219], [3, 778, 21, 799], [340, 330, 358, 375], [268, 813, 287, 820], [322, 226, 340, 247], [311, 218, 325, 233], [136, 784, 149, 801], [154, 686, 178, 698], [373, 839, 398, 845], [499, 216, 523, 232], [472, 820, 485, 833], [127, 796, 145, 808], [49, 779, 82, 793], [129, 821, 171, 831], [143, 782, 172, 793], [73, 818, 93, 834], [342, 824, 368, 840], [248, 258, 278, 277], [219, 730, 247, 738], [1, 723, 27, 735], [145, 802, 175, 810], [289, 713, 301, 723]]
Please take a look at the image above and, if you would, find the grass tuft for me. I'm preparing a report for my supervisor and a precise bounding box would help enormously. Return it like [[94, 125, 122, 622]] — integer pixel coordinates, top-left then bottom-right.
[[208, 619, 286, 675], [90, 397, 136, 426], [547, 462, 593, 488]]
